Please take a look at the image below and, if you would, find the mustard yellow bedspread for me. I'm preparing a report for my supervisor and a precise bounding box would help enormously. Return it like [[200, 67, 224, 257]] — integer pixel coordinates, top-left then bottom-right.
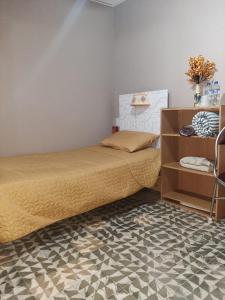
[[0, 146, 160, 243]]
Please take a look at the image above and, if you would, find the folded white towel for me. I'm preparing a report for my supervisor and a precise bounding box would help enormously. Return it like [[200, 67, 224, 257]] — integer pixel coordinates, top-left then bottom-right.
[[179, 156, 214, 173]]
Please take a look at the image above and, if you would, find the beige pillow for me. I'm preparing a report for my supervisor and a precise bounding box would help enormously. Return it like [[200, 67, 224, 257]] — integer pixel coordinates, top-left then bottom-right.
[[101, 130, 158, 153]]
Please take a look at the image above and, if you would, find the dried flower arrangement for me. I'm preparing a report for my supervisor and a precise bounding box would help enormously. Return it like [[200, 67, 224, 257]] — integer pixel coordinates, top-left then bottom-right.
[[185, 55, 216, 106], [185, 55, 216, 85]]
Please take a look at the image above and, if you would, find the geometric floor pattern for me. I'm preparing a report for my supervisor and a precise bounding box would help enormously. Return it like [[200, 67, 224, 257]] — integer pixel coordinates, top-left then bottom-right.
[[1, 189, 225, 300]]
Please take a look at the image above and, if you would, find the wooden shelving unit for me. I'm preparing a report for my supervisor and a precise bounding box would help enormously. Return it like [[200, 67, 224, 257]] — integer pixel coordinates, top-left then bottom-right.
[[161, 106, 225, 219]]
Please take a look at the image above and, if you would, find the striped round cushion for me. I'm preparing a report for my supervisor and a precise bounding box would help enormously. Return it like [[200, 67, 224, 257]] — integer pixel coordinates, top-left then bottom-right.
[[192, 111, 219, 137]]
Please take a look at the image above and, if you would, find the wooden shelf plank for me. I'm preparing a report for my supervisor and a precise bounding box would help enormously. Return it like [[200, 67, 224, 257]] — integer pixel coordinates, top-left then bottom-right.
[[162, 190, 214, 213], [131, 103, 150, 106], [161, 133, 216, 140], [163, 107, 219, 112], [162, 162, 214, 177]]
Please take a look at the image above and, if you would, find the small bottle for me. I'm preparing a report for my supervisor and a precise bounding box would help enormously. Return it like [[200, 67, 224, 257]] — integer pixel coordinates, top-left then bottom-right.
[[213, 81, 220, 105], [208, 81, 214, 94], [207, 81, 214, 105], [213, 81, 220, 95], [205, 82, 211, 95]]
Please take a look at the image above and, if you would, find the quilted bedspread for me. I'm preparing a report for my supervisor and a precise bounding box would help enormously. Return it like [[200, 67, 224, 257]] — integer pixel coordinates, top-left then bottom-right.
[[0, 146, 160, 243]]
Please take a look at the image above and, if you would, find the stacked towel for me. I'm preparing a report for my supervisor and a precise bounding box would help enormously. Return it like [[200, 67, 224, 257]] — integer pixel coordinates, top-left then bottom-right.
[[192, 111, 219, 137], [179, 156, 214, 173]]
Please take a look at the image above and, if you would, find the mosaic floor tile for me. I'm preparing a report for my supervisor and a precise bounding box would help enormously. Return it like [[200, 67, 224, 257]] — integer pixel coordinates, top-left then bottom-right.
[[1, 189, 225, 299]]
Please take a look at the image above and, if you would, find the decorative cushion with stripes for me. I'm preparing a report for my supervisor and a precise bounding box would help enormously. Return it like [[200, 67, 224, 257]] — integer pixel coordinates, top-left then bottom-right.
[[192, 111, 219, 137]]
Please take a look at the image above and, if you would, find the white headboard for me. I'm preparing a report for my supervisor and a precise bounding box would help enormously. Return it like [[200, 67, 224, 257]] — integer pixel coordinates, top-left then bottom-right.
[[116, 90, 168, 135]]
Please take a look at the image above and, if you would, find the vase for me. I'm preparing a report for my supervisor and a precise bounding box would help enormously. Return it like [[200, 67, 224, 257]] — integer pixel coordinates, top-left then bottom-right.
[[194, 84, 201, 107]]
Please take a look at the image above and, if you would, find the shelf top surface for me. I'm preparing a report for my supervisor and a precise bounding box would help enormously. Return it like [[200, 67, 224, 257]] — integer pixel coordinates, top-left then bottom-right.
[[161, 133, 217, 140], [131, 104, 150, 106], [162, 161, 214, 177], [161, 106, 221, 112]]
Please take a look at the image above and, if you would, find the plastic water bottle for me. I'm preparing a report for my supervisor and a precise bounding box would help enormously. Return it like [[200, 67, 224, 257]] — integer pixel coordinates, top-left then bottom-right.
[[205, 82, 211, 95], [205, 81, 215, 105], [213, 81, 220, 105], [213, 81, 220, 95], [209, 82, 214, 95]]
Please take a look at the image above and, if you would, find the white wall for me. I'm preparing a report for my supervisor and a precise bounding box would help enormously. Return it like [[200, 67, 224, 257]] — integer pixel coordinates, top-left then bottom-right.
[[114, 0, 225, 114], [1, 0, 225, 156], [0, 0, 114, 156]]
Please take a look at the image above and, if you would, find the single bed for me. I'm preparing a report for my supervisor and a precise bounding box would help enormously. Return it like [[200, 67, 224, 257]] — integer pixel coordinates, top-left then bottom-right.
[[0, 89, 168, 243], [0, 145, 160, 243]]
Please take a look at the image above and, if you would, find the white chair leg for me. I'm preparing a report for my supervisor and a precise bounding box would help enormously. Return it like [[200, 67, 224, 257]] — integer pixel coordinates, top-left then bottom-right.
[[209, 181, 218, 221]]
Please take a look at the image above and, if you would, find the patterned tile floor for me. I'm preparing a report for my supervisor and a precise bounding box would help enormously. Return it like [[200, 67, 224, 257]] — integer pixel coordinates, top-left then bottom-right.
[[1, 189, 225, 300]]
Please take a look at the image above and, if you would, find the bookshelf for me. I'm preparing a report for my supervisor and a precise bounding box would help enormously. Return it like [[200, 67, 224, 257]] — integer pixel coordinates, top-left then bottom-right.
[[161, 106, 225, 219]]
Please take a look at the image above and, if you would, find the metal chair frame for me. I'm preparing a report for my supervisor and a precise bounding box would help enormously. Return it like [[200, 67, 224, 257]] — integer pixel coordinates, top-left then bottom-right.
[[209, 126, 225, 220]]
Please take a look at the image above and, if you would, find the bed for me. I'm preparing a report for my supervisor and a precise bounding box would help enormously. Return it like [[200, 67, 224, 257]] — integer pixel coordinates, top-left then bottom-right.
[[0, 89, 168, 243], [0, 145, 160, 243]]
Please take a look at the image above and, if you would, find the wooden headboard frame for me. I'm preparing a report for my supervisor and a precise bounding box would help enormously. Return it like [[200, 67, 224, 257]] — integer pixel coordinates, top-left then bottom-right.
[[116, 90, 168, 141]]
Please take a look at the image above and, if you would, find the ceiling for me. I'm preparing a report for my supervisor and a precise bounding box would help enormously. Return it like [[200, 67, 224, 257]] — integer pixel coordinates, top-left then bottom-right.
[[90, 0, 127, 7]]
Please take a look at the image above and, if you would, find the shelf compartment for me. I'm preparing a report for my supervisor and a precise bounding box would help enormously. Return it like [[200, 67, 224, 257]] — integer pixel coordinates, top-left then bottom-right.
[[162, 162, 214, 177], [161, 107, 220, 135], [161, 166, 214, 200], [163, 190, 214, 213], [161, 135, 215, 164]]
